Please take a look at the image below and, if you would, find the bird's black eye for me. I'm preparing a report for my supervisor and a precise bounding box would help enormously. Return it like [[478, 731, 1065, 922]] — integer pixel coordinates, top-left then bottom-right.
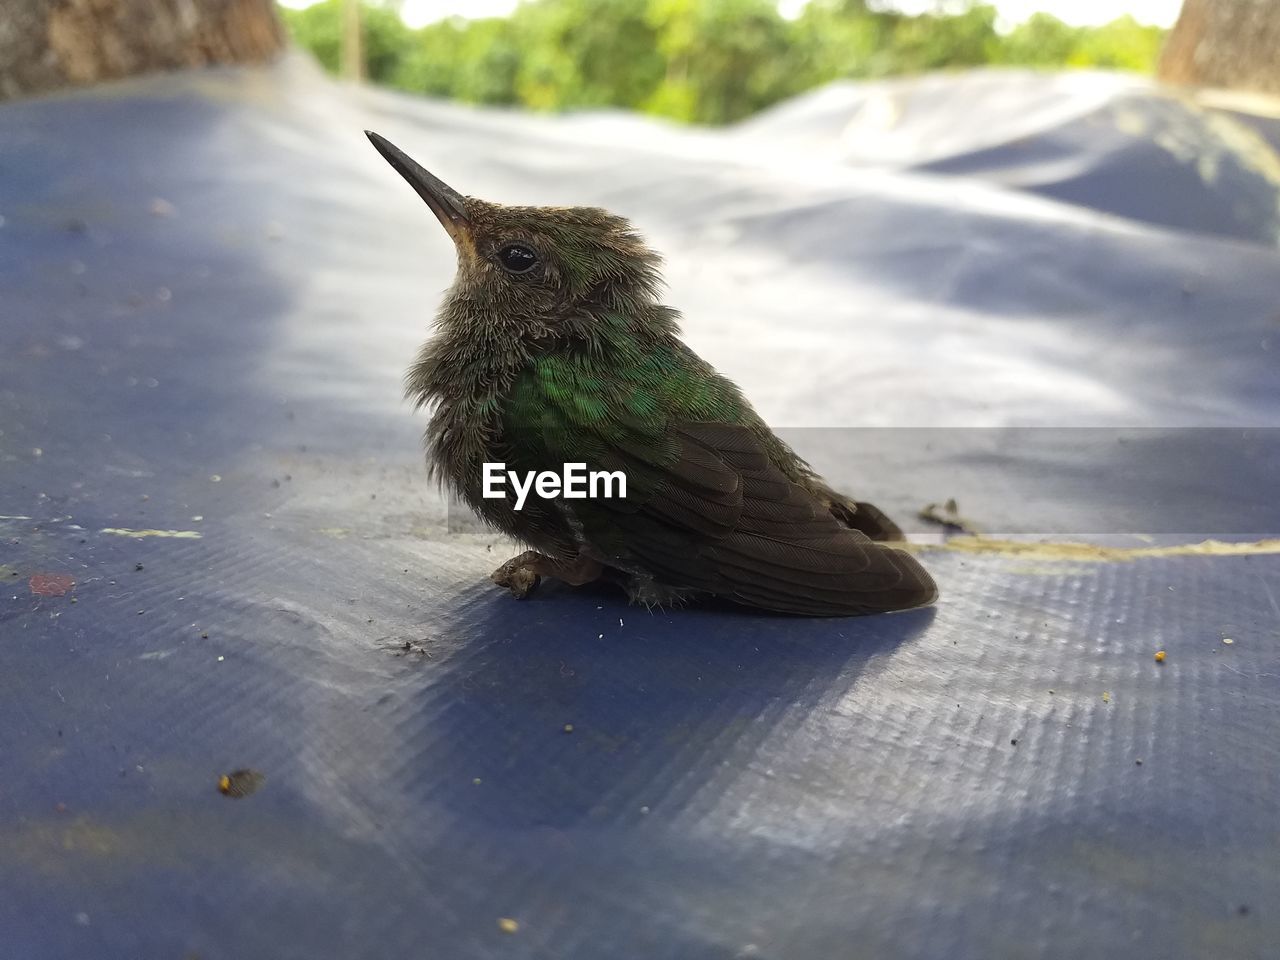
[[497, 244, 538, 274]]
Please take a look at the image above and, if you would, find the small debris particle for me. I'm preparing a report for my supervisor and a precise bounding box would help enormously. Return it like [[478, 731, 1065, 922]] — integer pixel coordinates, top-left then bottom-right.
[[217, 769, 265, 798], [1238, 905, 1250, 917], [74, 912, 89, 927], [217, 655, 225, 662], [473, 778, 482, 785], [149, 197, 176, 217], [1048, 689, 1054, 695], [29, 573, 75, 597], [562, 723, 575, 734], [1154, 650, 1166, 663], [640, 805, 650, 814], [1222, 638, 1234, 645], [1102, 691, 1111, 703], [32, 447, 43, 457], [135, 563, 144, 572], [1135, 759, 1143, 766], [209, 475, 221, 483], [497, 918, 519, 934], [918, 497, 981, 535], [200, 632, 208, 639], [1010, 738, 1018, 746]]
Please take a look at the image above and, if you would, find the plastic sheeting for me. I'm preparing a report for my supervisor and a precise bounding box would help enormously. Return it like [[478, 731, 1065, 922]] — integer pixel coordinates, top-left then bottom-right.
[[2, 58, 1278, 959]]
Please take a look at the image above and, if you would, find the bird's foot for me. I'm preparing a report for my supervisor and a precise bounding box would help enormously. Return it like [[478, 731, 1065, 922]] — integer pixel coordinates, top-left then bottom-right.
[[625, 576, 695, 611], [490, 551, 546, 598], [490, 551, 604, 600]]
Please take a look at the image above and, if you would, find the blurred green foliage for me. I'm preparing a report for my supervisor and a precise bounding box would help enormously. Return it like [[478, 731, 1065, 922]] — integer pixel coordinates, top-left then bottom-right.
[[282, 0, 1167, 125]]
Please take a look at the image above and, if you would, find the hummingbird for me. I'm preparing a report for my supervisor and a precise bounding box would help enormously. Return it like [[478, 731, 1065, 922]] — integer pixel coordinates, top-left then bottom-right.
[[366, 131, 937, 616]]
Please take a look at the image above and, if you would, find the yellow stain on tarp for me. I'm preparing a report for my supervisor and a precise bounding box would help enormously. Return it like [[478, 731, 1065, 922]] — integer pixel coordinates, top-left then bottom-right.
[[100, 528, 202, 539], [908, 537, 1280, 564], [1, 810, 296, 876], [1, 817, 124, 867]]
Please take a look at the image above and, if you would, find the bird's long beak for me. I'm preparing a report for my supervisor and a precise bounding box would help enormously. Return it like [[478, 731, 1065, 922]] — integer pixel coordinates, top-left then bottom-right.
[[365, 130, 471, 246]]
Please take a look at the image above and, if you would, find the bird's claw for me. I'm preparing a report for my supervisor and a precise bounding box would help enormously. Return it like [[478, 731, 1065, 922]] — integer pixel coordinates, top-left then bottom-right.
[[490, 552, 544, 599]]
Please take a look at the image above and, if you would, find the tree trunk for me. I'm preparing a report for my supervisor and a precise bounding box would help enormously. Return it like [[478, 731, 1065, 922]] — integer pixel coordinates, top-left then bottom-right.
[[340, 0, 364, 83], [1159, 0, 1280, 95], [0, 0, 286, 101]]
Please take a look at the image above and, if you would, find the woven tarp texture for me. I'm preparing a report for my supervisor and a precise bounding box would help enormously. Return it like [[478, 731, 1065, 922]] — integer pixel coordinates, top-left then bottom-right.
[[2, 59, 1279, 960]]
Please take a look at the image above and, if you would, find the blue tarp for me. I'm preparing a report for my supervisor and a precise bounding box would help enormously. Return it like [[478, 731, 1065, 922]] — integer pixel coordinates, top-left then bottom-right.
[[2, 58, 1278, 959]]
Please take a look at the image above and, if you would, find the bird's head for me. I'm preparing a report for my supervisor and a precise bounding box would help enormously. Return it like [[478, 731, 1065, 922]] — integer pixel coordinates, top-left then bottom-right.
[[366, 131, 669, 344]]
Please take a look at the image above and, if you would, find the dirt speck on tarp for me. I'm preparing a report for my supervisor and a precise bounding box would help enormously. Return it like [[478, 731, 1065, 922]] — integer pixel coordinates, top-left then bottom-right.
[[29, 573, 75, 596], [217, 770, 265, 799]]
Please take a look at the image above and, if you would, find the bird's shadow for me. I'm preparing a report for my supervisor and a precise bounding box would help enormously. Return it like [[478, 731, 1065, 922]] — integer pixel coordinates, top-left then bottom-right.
[[391, 581, 937, 829]]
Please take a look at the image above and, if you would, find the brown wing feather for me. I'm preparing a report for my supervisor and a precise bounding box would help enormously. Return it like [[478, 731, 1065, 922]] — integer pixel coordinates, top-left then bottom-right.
[[588, 421, 936, 615]]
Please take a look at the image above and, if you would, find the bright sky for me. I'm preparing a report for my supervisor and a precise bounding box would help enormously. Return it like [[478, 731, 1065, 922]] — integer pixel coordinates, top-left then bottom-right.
[[278, 0, 1183, 31]]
